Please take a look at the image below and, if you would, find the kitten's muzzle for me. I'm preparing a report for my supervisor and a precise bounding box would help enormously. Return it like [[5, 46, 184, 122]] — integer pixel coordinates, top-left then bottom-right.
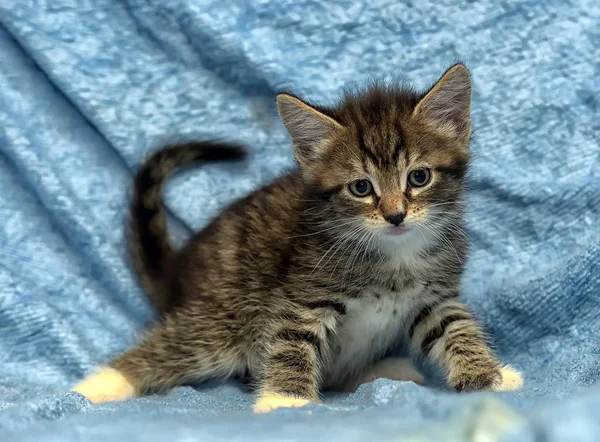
[[384, 213, 405, 226]]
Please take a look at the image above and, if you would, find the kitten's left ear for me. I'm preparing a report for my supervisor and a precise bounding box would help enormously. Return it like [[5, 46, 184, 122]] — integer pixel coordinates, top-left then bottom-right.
[[277, 94, 343, 167], [412, 64, 472, 140]]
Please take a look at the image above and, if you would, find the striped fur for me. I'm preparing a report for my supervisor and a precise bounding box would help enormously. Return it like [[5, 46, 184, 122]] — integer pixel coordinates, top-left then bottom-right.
[[73, 64, 522, 411]]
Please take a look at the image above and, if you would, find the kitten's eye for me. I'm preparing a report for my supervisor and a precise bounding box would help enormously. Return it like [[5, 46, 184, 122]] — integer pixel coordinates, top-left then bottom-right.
[[349, 179, 373, 197], [407, 169, 431, 187]]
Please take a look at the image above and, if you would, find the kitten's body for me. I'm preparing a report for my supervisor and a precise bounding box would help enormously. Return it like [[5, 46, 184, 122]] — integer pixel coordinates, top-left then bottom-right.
[[73, 65, 522, 411], [128, 168, 437, 391]]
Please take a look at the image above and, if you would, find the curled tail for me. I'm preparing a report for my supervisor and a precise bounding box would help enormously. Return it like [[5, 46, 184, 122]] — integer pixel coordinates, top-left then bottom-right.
[[129, 141, 246, 313]]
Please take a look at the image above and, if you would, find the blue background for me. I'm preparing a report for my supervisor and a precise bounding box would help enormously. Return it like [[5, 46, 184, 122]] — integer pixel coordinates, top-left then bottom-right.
[[0, 1, 599, 440]]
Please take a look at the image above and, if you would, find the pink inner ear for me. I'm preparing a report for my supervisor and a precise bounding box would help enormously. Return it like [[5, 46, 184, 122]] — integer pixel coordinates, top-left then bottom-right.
[[417, 67, 472, 131], [277, 94, 342, 164]]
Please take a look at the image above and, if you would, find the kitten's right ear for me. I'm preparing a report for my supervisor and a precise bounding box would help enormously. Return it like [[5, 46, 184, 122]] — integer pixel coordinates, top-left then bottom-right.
[[276, 94, 343, 166]]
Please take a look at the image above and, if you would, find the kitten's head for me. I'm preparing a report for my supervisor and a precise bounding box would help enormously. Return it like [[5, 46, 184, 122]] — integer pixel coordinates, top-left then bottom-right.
[[277, 64, 471, 249]]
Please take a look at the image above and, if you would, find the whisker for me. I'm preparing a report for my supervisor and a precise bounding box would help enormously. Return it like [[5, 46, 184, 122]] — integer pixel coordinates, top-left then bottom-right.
[[420, 222, 462, 263], [287, 219, 359, 239]]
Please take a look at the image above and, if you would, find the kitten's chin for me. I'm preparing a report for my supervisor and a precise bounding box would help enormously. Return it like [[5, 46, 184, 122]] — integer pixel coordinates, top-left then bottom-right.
[[385, 225, 410, 236], [379, 227, 432, 262], [379, 225, 422, 247]]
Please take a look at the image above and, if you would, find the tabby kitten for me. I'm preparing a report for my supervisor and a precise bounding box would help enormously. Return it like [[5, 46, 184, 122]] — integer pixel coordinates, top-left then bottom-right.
[[73, 64, 522, 412]]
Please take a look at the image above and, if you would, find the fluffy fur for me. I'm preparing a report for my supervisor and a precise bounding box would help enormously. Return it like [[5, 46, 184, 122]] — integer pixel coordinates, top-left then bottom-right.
[[72, 64, 522, 412]]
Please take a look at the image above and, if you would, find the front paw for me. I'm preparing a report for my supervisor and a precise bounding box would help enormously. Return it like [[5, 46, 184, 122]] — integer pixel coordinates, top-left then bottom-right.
[[253, 393, 312, 413], [451, 365, 523, 392], [495, 366, 523, 391]]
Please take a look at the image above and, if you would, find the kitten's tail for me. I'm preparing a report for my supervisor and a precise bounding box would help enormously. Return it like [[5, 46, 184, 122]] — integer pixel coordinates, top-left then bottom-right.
[[130, 141, 246, 313]]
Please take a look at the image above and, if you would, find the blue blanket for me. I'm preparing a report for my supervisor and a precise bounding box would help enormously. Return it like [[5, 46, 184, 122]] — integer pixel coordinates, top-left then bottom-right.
[[0, 0, 599, 440]]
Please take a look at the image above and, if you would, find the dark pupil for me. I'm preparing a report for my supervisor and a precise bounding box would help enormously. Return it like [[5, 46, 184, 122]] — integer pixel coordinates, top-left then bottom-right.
[[413, 171, 426, 183], [355, 180, 369, 193]]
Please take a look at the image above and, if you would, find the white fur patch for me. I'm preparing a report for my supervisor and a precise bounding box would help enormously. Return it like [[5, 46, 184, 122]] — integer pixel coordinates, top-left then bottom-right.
[[340, 357, 424, 392], [325, 285, 424, 388], [494, 366, 524, 391], [72, 367, 137, 403], [253, 393, 312, 413]]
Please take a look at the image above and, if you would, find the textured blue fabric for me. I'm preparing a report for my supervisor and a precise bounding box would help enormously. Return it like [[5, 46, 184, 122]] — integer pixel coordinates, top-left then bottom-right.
[[0, 0, 599, 440]]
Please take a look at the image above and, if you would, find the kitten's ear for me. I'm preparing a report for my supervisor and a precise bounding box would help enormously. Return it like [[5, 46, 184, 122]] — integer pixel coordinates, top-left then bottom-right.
[[412, 64, 472, 140], [277, 94, 343, 165]]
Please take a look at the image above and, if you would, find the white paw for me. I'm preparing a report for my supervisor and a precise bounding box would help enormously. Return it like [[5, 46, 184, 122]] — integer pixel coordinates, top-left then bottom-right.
[[72, 367, 137, 404], [253, 393, 312, 413], [492, 366, 523, 392]]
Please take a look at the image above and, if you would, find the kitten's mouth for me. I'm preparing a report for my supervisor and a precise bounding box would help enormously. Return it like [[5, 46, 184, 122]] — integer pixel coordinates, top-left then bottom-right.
[[386, 225, 410, 236]]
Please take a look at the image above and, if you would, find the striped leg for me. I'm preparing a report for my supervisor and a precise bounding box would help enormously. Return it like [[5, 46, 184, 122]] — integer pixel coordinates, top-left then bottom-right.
[[254, 325, 325, 413], [407, 296, 522, 392]]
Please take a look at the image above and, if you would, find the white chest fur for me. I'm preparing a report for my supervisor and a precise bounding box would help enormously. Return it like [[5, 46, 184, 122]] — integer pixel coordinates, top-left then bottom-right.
[[324, 284, 424, 389]]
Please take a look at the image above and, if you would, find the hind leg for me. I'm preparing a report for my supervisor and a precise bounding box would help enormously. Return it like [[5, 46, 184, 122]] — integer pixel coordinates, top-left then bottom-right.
[[72, 316, 244, 403], [72, 366, 138, 403]]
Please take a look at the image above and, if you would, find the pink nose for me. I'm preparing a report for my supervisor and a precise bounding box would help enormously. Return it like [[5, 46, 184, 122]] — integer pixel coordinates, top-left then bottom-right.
[[380, 194, 407, 223]]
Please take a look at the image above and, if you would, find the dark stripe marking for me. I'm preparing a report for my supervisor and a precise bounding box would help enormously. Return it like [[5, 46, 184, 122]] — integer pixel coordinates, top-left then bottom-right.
[[316, 184, 343, 201], [444, 330, 475, 353], [276, 251, 293, 281], [408, 303, 436, 338], [131, 208, 164, 275], [270, 352, 315, 375], [409, 294, 461, 337], [135, 165, 161, 192], [392, 140, 402, 164], [281, 378, 313, 398], [275, 329, 322, 351], [279, 311, 306, 324], [437, 159, 468, 179], [278, 381, 314, 399], [355, 125, 380, 167], [361, 144, 380, 167], [445, 345, 478, 358], [420, 313, 472, 355], [305, 300, 347, 315]]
